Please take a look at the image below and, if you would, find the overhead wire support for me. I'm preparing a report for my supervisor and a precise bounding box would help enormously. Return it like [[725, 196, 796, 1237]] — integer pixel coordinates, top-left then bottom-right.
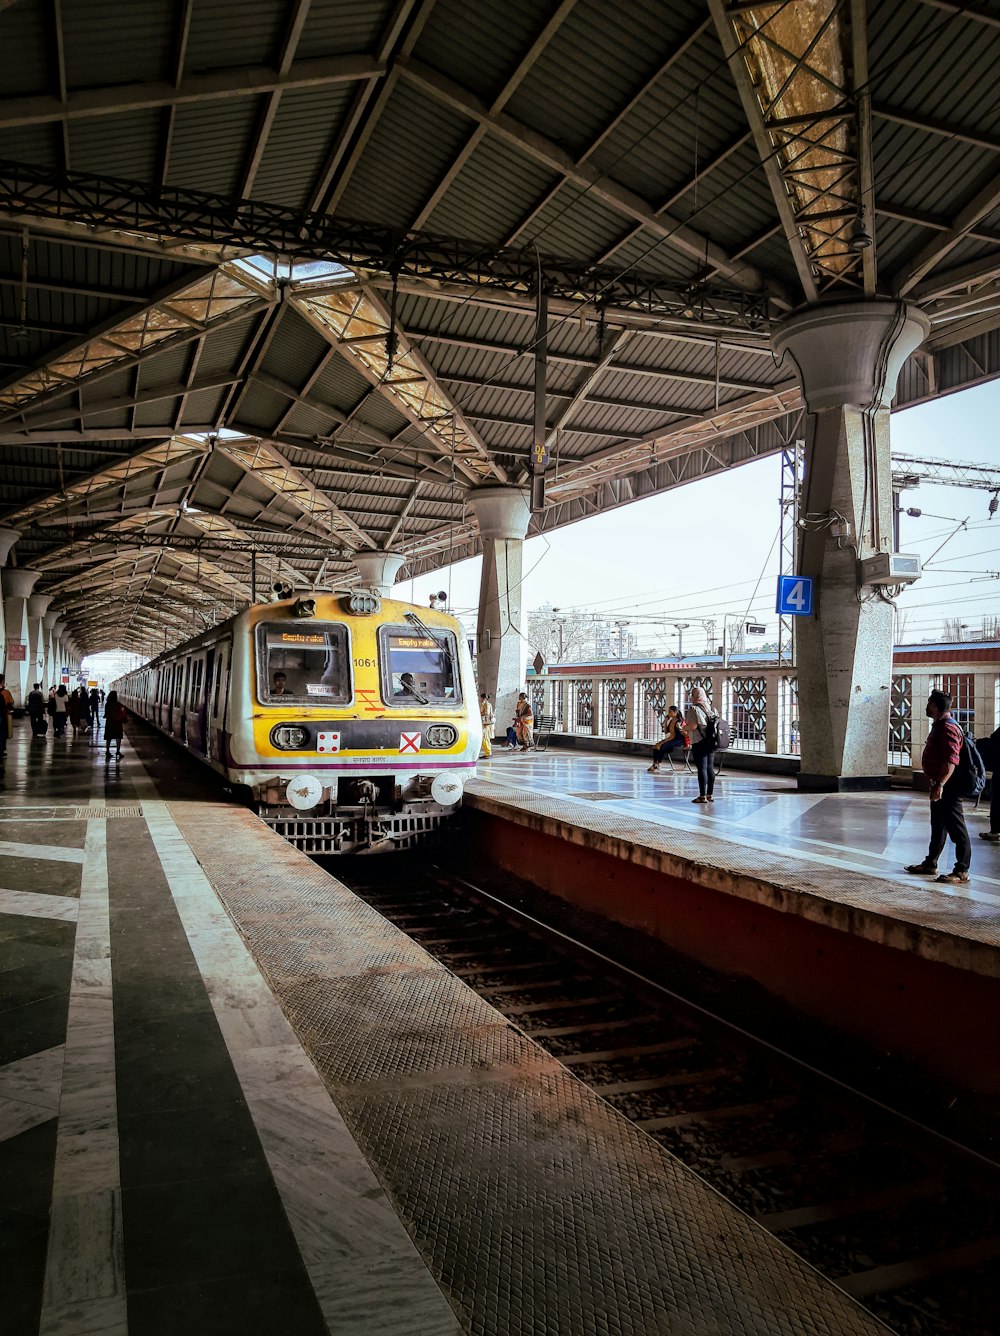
[[0, 158, 773, 331]]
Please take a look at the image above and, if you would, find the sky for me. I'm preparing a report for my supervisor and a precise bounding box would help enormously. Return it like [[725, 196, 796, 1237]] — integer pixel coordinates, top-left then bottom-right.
[[402, 379, 1000, 659]]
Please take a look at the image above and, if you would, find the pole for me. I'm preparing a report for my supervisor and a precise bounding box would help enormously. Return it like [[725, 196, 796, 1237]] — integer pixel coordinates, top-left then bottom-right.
[[531, 286, 548, 512], [251, 548, 257, 606]]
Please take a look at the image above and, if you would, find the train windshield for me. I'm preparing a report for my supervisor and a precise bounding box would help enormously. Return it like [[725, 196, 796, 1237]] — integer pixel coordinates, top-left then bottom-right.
[[380, 627, 461, 705], [257, 624, 350, 705]]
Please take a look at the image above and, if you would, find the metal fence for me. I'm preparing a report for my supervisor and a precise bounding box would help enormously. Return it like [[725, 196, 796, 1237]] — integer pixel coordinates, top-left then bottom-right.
[[528, 664, 1000, 771]]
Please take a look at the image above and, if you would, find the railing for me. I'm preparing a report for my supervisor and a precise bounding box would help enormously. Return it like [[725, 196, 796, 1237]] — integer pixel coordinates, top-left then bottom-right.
[[529, 665, 1000, 771]]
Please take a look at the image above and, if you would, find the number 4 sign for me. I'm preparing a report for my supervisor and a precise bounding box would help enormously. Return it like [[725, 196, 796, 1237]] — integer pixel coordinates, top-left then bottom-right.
[[776, 576, 814, 616]]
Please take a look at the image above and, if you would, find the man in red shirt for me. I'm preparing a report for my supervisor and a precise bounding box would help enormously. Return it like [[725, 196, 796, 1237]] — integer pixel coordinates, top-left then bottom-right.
[[905, 689, 971, 885]]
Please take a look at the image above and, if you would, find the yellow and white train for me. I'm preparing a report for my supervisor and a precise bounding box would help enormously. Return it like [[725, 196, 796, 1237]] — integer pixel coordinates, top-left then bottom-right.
[[115, 589, 481, 853]]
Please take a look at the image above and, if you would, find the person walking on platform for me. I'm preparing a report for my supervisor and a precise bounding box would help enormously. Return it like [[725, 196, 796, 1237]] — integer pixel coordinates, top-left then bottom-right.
[[514, 692, 534, 751], [89, 688, 102, 737], [50, 684, 68, 737], [0, 674, 13, 758], [27, 682, 47, 737], [104, 690, 126, 760], [67, 688, 83, 737], [648, 705, 687, 772], [906, 689, 972, 885], [479, 692, 495, 758], [685, 687, 718, 804]]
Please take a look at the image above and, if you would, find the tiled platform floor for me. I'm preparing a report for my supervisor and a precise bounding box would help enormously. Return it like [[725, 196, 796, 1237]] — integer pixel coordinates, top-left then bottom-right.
[[476, 747, 1000, 907], [0, 717, 893, 1335]]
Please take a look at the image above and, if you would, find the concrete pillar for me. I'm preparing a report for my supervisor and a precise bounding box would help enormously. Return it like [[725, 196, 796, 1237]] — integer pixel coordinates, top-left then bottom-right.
[[0, 528, 19, 698], [772, 300, 929, 789], [470, 487, 531, 738], [353, 550, 406, 597], [42, 610, 59, 688], [2, 568, 40, 706], [27, 594, 52, 694]]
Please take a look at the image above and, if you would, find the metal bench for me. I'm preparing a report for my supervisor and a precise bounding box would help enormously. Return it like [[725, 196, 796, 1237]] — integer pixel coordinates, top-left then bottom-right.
[[533, 713, 559, 752]]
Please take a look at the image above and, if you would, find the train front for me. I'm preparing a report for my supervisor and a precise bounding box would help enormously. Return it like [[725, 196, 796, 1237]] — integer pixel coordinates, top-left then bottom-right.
[[232, 591, 482, 853]]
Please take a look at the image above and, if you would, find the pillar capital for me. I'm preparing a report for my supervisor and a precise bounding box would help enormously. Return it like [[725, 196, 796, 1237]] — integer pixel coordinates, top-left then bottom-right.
[[772, 300, 929, 413], [1, 567, 41, 600], [27, 593, 53, 619], [353, 550, 406, 596], [0, 527, 20, 567], [42, 609, 60, 630], [470, 487, 531, 542]]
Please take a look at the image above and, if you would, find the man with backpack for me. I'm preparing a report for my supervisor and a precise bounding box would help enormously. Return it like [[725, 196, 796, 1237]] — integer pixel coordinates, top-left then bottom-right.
[[905, 689, 973, 885]]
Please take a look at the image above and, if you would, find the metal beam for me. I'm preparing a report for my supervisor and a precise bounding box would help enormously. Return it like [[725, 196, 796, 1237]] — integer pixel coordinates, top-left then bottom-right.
[[850, 0, 877, 296], [913, 0, 1000, 29], [395, 57, 772, 295], [872, 103, 1000, 155], [894, 167, 1000, 295], [500, 16, 711, 248], [407, 0, 578, 232], [0, 54, 384, 128], [308, 0, 429, 213], [238, 0, 313, 199], [0, 160, 774, 330], [707, 0, 818, 302], [14, 375, 241, 430]]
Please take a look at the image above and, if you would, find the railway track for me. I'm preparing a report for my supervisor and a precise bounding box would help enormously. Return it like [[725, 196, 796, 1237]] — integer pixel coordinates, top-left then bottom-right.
[[339, 857, 1000, 1336]]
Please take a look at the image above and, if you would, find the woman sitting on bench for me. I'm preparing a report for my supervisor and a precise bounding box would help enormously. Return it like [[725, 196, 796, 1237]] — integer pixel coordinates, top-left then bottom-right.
[[648, 705, 687, 772]]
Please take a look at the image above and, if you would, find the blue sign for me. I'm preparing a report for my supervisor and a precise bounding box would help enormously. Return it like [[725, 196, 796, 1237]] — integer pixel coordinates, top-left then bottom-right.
[[776, 576, 814, 616]]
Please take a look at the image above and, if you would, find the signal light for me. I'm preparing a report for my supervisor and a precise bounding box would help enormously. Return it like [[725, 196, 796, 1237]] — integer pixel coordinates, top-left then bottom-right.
[[292, 596, 317, 618]]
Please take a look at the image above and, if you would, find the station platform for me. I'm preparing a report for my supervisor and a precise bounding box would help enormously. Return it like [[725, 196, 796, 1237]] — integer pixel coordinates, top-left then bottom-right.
[[466, 749, 1000, 1094], [0, 716, 893, 1336]]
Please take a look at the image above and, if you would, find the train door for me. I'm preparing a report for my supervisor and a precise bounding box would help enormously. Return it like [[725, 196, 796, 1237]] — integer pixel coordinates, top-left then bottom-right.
[[200, 649, 214, 754], [208, 641, 228, 761]]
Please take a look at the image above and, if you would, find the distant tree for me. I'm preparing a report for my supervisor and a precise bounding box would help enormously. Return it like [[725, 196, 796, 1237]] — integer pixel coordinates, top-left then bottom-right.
[[525, 606, 599, 664]]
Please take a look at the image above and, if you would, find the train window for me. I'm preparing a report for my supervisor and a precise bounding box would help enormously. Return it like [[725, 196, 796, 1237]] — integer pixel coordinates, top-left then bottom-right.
[[379, 627, 461, 706], [256, 623, 350, 705]]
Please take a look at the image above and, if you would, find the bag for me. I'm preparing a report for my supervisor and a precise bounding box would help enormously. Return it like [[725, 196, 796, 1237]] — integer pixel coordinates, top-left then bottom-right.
[[956, 732, 987, 803], [46, 698, 56, 716], [115, 703, 127, 724], [702, 713, 730, 752], [977, 727, 999, 773], [32, 715, 48, 736]]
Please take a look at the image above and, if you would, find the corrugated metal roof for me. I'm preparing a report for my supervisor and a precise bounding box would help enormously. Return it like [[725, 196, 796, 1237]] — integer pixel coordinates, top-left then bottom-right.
[[251, 85, 357, 208], [297, 0, 390, 60], [337, 81, 474, 229]]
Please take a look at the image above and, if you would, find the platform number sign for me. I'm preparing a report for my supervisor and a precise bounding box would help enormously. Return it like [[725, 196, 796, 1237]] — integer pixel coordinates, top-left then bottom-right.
[[776, 576, 814, 617]]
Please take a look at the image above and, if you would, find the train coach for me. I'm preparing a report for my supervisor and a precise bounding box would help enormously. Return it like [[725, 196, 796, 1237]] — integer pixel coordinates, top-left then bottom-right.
[[115, 589, 482, 853]]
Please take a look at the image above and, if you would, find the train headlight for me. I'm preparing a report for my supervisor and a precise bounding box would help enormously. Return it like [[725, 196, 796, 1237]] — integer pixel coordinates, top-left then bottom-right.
[[271, 724, 310, 750], [424, 724, 457, 748], [345, 590, 381, 615]]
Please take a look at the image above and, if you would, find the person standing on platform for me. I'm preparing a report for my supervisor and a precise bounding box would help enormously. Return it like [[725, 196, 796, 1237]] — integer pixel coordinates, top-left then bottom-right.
[[514, 692, 534, 751], [906, 689, 971, 885], [685, 687, 718, 804], [977, 724, 999, 845], [648, 705, 687, 773], [104, 690, 126, 760], [27, 682, 47, 737], [0, 674, 13, 758], [479, 692, 495, 758]]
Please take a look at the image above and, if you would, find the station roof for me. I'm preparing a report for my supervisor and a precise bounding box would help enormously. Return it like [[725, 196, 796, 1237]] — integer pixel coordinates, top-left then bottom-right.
[[2, 0, 1000, 654]]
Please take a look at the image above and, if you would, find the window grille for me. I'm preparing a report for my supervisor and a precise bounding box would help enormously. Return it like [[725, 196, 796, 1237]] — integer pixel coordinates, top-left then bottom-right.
[[888, 674, 912, 766], [779, 676, 800, 755], [723, 676, 767, 752], [530, 680, 545, 721], [567, 680, 593, 733], [602, 678, 627, 737], [637, 677, 671, 741], [935, 673, 975, 732]]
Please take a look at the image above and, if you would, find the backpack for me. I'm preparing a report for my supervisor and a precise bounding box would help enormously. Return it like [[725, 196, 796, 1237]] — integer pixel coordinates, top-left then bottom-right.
[[977, 727, 998, 773], [702, 713, 730, 752], [956, 731, 987, 804]]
